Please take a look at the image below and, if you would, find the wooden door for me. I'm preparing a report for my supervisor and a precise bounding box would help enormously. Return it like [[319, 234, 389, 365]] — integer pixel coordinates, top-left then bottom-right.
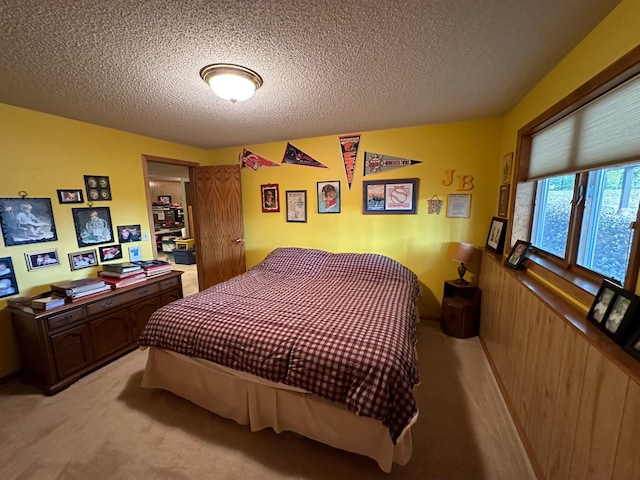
[[192, 164, 245, 289]]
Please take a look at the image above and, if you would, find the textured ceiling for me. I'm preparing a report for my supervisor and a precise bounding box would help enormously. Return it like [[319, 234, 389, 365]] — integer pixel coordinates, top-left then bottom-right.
[[0, 1, 621, 150]]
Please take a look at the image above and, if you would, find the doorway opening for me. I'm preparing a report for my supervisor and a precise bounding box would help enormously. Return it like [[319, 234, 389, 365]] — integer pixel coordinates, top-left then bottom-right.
[[141, 155, 199, 296]]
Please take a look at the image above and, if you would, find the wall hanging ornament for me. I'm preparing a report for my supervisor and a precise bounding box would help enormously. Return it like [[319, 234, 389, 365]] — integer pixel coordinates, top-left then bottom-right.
[[282, 143, 327, 168], [339, 134, 360, 189], [428, 194, 443, 214], [363, 152, 422, 176]]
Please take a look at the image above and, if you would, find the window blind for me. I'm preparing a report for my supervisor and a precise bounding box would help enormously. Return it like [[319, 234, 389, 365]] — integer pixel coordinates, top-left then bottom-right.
[[528, 72, 640, 180]]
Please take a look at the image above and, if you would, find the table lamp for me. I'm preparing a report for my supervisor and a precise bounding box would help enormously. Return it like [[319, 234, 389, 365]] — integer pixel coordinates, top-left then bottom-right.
[[452, 242, 475, 284]]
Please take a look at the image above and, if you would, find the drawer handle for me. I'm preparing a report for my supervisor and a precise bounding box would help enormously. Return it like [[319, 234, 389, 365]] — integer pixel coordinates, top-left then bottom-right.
[[101, 301, 113, 309], [138, 289, 149, 296]]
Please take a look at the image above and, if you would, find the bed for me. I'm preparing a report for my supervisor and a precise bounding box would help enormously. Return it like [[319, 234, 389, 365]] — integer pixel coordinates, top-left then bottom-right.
[[138, 247, 420, 471]]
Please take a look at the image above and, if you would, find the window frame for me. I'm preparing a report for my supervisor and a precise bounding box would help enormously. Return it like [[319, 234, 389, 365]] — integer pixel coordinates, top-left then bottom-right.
[[512, 44, 640, 296]]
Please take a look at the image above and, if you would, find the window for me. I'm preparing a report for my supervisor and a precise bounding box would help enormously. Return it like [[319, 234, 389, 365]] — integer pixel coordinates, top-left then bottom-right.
[[531, 165, 640, 284], [516, 45, 640, 291]]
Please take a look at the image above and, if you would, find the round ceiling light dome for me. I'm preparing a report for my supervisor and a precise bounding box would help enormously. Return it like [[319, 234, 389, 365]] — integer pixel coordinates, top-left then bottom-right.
[[199, 63, 263, 102]]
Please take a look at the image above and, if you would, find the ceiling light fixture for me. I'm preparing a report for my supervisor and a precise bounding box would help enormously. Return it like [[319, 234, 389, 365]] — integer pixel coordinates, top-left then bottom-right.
[[199, 63, 263, 103]]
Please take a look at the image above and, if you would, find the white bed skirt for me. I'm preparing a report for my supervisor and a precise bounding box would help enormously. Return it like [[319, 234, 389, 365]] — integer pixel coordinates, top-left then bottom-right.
[[140, 347, 413, 472]]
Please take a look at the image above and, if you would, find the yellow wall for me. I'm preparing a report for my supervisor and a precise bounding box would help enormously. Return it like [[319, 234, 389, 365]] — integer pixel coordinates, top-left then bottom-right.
[[209, 120, 503, 317], [0, 103, 207, 376]]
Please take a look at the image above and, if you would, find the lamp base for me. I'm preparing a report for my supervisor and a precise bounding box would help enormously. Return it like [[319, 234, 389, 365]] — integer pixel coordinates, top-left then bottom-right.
[[455, 263, 469, 285]]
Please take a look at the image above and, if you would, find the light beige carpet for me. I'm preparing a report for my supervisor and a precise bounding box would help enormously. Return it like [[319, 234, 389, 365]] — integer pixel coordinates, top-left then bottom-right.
[[0, 321, 536, 479]]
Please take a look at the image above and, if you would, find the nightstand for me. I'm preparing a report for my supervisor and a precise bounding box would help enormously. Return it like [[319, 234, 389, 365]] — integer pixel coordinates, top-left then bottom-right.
[[440, 280, 482, 338]]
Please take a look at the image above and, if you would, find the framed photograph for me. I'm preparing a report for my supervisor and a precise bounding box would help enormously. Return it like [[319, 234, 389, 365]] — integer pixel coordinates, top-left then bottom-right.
[[72, 207, 114, 247], [363, 178, 419, 214], [623, 325, 640, 362], [317, 181, 340, 213], [447, 194, 471, 218], [158, 195, 172, 204], [501, 152, 513, 184], [25, 249, 60, 271], [117, 224, 142, 243], [57, 189, 84, 204], [486, 217, 508, 254], [84, 175, 112, 201], [587, 279, 618, 325], [504, 240, 530, 269], [98, 244, 123, 262], [128, 244, 143, 262], [68, 249, 99, 271], [0, 198, 58, 246], [286, 190, 307, 223], [498, 184, 510, 217], [261, 184, 280, 213], [0, 257, 19, 299], [588, 280, 640, 344]]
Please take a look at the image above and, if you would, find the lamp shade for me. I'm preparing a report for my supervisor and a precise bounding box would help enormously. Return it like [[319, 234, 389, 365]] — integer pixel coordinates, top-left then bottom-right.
[[199, 63, 263, 102], [452, 242, 475, 264]]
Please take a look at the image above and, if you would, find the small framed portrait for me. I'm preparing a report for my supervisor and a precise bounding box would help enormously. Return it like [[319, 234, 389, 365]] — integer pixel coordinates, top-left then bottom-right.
[[623, 325, 640, 362], [128, 244, 143, 262], [447, 193, 471, 218], [286, 190, 307, 223], [317, 181, 340, 214], [72, 207, 114, 247], [587, 279, 618, 326], [261, 184, 280, 213], [498, 184, 510, 217], [117, 224, 142, 243], [84, 175, 112, 201], [57, 189, 84, 204], [0, 257, 19, 299], [501, 152, 513, 184], [486, 217, 508, 254], [504, 240, 530, 269], [158, 195, 172, 204], [25, 249, 60, 271], [98, 244, 123, 262], [0, 197, 58, 246], [68, 249, 99, 271], [363, 178, 419, 214], [588, 280, 640, 344]]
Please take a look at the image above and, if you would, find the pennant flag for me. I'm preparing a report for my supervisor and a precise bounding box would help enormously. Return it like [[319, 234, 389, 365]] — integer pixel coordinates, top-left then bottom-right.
[[240, 148, 280, 170], [363, 152, 422, 176], [282, 142, 328, 168], [339, 134, 360, 189]]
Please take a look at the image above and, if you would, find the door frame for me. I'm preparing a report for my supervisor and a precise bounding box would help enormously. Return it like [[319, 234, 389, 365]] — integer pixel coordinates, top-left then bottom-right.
[[141, 154, 199, 261]]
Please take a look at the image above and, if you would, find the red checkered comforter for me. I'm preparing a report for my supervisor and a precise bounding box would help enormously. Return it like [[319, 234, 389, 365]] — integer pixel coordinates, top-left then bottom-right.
[[139, 247, 420, 442]]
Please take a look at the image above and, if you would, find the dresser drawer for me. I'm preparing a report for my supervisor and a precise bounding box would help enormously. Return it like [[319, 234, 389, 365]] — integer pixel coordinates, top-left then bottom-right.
[[47, 307, 87, 332], [86, 283, 160, 316], [159, 276, 180, 291]]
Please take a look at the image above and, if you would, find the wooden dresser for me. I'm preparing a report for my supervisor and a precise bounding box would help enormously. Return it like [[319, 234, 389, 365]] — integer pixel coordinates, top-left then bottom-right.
[[8, 271, 183, 394]]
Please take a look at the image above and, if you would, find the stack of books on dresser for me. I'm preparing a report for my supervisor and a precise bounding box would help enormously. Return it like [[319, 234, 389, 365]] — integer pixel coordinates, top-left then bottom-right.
[[98, 262, 148, 289], [50, 278, 111, 303], [132, 259, 172, 277]]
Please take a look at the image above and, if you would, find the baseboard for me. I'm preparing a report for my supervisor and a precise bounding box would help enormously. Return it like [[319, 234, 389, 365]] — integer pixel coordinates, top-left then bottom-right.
[[0, 371, 20, 390]]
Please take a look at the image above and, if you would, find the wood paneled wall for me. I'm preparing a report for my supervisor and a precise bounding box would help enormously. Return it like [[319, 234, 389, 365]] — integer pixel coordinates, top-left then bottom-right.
[[149, 180, 185, 207], [479, 252, 640, 480]]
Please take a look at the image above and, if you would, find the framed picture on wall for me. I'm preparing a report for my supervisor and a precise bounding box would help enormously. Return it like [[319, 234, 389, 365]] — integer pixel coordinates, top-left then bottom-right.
[[0, 198, 58, 246], [72, 207, 114, 247], [501, 152, 513, 184], [117, 224, 141, 243], [84, 175, 112, 201], [98, 244, 123, 262], [158, 195, 172, 204], [261, 184, 280, 213], [0, 256, 19, 299], [57, 189, 84, 204], [317, 181, 340, 213], [286, 190, 307, 223], [68, 249, 99, 271], [362, 178, 419, 214], [446, 194, 471, 218], [498, 184, 510, 217], [25, 248, 60, 271]]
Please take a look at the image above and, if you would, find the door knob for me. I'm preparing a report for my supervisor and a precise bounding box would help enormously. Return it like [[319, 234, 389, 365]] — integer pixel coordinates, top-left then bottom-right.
[[234, 238, 245, 244]]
